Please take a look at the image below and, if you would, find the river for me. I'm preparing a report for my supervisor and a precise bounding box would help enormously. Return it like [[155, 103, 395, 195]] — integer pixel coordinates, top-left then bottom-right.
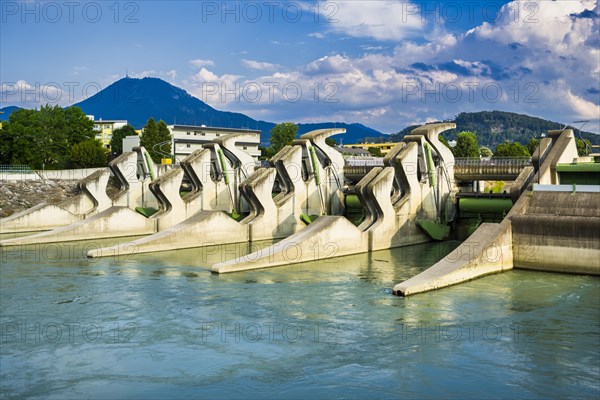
[[1, 237, 598, 399]]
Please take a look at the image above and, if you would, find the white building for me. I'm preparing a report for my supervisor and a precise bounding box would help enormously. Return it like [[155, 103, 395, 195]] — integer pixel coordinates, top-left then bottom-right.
[[167, 124, 261, 161]]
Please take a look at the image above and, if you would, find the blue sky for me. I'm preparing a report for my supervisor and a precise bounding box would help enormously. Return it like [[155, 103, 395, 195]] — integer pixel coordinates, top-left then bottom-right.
[[1, 0, 599, 134]]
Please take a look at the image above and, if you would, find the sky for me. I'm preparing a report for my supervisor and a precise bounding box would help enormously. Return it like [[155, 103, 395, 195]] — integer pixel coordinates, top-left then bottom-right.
[[1, 0, 599, 134]]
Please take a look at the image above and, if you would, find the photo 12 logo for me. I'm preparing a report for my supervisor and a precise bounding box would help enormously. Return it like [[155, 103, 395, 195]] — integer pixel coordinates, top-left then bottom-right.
[[200, 1, 339, 24], [1, 1, 140, 24]]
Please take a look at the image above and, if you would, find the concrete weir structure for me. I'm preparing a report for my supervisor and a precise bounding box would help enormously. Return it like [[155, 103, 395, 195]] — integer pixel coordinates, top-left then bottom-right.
[[87, 128, 346, 257], [212, 123, 456, 273], [0, 131, 258, 246], [393, 128, 600, 296]]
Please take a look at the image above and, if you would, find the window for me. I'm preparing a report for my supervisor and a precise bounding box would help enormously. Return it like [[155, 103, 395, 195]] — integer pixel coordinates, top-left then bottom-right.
[[243, 146, 247, 150], [186, 144, 191, 148], [104, 125, 110, 129], [216, 133, 220, 137], [201, 132, 206, 136], [187, 132, 191, 135]]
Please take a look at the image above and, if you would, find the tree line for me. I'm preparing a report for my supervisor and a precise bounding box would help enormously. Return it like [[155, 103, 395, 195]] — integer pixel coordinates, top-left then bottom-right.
[[0, 105, 172, 169], [443, 131, 591, 158]]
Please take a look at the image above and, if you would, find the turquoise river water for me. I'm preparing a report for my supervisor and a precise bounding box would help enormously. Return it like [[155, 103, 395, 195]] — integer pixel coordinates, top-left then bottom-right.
[[1, 236, 599, 399]]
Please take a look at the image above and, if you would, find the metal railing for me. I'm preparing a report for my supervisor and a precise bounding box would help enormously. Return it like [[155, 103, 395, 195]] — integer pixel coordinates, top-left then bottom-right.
[[454, 157, 531, 167], [0, 165, 35, 174]]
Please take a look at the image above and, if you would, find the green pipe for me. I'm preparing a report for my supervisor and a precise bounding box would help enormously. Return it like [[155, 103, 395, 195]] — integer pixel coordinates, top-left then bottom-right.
[[144, 151, 156, 180], [309, 145, 321, 185], [424, 142, 436, 188], [217, 148, 230, 185], [458, 198, 513, 216]]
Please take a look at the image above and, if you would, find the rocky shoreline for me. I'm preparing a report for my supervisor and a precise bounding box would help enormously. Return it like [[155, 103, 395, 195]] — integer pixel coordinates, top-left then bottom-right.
[[0, 179, 120, 218]]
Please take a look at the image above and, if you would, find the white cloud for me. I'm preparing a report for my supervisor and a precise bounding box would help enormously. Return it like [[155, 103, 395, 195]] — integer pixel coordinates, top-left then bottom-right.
[[189, 59, 215, 68], [241, 59, 280, 71], [312, 0, 426, 41]]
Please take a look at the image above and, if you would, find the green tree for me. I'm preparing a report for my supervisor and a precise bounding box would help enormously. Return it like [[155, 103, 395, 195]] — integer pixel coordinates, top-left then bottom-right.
[[2, 105, 94, 169], [438, 134, 451, 149], [140, 118, 172, 163], [268, 122, 298, 156], [110, 125, 137, 155], [527, 138, 539, 155], [453, 131, 480, 157], [325, 137, 337, 147], [493, 142, 530, 157], [156, 120, 172, 160], [69, 139, 108, 168], [368, 147, 384, 157], [575, 138, 592, 156], [0, 122, 13, 164], [479, 146, 493, 158]]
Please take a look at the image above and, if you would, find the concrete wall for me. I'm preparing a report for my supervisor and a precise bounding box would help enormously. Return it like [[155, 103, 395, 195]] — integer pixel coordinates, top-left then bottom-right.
[[512, 191, 600, 275]]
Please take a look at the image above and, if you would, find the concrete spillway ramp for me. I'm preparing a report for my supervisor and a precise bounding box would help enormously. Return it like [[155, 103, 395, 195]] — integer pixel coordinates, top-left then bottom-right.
[[212, 123, 457, 273], [0, 168, 112, 233], [393, 222, 513, 296]]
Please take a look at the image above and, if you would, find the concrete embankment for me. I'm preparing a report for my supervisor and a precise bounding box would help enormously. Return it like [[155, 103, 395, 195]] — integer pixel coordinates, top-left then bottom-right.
[[512, 191, 600, 274]]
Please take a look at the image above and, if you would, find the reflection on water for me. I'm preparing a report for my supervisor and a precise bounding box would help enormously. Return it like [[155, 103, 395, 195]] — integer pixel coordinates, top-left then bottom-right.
[[1, 238, 598, 399]]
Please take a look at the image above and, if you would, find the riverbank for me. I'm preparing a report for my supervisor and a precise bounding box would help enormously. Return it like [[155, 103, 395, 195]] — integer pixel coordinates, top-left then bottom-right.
[[0, 179, 121, 218]]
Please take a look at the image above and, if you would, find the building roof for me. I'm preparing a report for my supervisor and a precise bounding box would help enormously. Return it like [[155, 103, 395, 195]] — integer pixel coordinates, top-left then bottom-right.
[[335, 147, 371, 156], [94, 120, 128, 124], [168, 124, 260, 133]]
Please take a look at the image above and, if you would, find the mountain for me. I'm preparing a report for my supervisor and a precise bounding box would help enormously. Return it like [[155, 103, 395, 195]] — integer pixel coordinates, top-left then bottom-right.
[[0, 106, 22, 121], [73, 77, 385, 145], [387, 111, 599, 147]]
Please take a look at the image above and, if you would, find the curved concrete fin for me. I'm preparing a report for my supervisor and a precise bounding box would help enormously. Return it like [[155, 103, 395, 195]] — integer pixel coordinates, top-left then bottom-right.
[[180, 148, 214, 206], [365, 167, 397, 250], [212, 215, 367, 274], [301, 128, 346, 215], [189, 144, 235, 212], [72, 168, 112, 214], [149, 167, 185, 215], [383, 142, 407, 204], [109, 151, 139, 205], [87, 211, 248, 257], [0, 206, 155, 246], [300, 128, 346, 173], [148, 167, 186, 230], [396, 142, 422, 214], [240, 168, 277, 226], [273, 145, 306, 208], [355, 167, 382, 232], [410, 122, 456, 176], [214, 131, 258, 180], [271, 145, 295, 204]]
